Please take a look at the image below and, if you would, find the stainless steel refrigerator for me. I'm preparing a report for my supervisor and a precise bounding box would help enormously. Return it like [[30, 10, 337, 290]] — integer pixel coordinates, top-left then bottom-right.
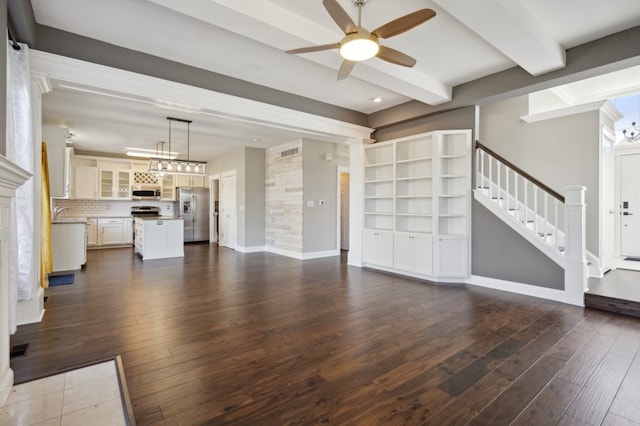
[[175, 187, 209, 242]]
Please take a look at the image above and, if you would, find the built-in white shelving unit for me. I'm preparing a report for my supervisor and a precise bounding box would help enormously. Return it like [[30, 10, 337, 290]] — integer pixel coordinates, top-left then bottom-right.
[[362, 129, 471, 279]]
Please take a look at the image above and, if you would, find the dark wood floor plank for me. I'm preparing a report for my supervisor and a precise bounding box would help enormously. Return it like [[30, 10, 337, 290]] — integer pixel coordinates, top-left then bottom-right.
[[606, 344, 640, 424], [511, 377, 582, 425], [564, 351, 635, 425], [9, 245, 640, 425], [469, 355, 566, 425]]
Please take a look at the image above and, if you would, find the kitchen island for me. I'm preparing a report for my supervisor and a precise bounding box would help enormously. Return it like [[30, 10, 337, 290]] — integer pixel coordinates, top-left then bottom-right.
[[134, 217, 184, 260]]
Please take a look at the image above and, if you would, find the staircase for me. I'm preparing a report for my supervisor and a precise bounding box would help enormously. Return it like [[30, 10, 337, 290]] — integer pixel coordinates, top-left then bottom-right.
[[473, 142, 587, 306]]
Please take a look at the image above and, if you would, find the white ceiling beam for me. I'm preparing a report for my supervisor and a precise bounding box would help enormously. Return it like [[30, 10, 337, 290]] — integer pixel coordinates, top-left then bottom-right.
[[148, 0, 452, 105], [433, 0, 566, 76]]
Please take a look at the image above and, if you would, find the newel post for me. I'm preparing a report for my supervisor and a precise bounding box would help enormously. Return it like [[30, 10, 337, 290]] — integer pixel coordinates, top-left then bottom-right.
[[563, 185, 587, 306]]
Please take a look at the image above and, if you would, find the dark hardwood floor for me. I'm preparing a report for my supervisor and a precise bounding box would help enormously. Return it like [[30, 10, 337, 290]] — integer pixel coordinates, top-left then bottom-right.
[[10, 244, 640, 425]]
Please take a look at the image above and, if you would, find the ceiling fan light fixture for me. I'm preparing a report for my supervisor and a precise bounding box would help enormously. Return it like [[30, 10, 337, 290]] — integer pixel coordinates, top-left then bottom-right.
[[339, 32, 379, 61]]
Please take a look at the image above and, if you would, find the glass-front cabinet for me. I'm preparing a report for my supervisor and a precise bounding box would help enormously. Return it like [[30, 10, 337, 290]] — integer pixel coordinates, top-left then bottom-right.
[[99, 169, 132, 200]]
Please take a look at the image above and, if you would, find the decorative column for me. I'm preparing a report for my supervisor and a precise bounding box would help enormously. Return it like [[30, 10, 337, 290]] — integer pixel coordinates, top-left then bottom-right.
[[0, 157, 31, 406], [346, 138, 366, 267], [563, 185, 587, 306]]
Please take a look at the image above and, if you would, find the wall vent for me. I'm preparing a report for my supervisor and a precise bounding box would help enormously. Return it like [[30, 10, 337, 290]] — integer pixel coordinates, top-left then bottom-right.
[[280, 148, 299, 158]]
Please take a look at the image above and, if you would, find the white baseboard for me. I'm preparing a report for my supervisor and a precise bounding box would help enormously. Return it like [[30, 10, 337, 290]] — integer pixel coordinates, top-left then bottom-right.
[[466, 275, 567, 304], [265, 247, 339, 260], [0, 366, 13, 407], [17, 286, 46, 326], [235, 245, 266, 253]]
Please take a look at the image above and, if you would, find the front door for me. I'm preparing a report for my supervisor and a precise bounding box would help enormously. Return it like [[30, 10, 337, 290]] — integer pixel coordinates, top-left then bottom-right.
[[620, 154, 640, 256]]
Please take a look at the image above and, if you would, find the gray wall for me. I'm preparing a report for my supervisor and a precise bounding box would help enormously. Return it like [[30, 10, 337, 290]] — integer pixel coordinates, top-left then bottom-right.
[[244, 147, 266, 248], [301, 140, 348, 253], [207, 146, 267, 249], [479, 96, 601, 253], [473, 202, 564, 289]]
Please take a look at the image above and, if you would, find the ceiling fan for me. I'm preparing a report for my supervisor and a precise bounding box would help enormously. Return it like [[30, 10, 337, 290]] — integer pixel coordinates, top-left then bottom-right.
[[286, 0, 436, 80]]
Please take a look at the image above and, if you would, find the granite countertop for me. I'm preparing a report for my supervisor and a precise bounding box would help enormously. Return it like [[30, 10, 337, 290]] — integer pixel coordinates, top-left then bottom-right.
[[52, 218, 87, 224], [134, 216, 182, 221], [86, 216, 133, 219]]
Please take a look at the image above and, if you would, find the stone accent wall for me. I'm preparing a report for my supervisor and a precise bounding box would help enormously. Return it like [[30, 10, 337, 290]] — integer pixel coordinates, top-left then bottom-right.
[[265, 140, 303, 253]]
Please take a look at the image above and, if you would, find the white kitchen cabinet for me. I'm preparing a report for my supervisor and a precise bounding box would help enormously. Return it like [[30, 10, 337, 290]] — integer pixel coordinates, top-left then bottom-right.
[[98, 218, 124, 245], [43, 126, 73, 198], [135, 217, 184, 260], [51, 222, 86, 271], [362, 129, 471, 280], [74, 166, 98, 199], [86, 219, 98, 246], [123, 218, 133, 244], [99, 169, 132, 199], [394, 233, 433, 276], [160, 175, 176, 200], [175, 174, 206, 188], [362, 229, 394, 268]]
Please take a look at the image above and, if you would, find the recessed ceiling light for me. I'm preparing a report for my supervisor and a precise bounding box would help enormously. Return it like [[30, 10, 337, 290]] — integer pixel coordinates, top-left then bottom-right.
[[252, 138, 261, 142], [371, 97, 382, 103]]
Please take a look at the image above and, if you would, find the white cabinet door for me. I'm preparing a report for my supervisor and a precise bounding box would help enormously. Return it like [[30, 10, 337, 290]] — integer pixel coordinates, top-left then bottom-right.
[[435, 235, 467, 277], [394, 233, 433, 276], [100, 169, 132, 199], [175, 175, 191, 187], [175, 175, 205, 188], [117, 170, 132, 199], [51, 223, 86, 271], [363, 230, 394, 268], [86, 219, 98, 246], [98, 218, 124, 245], [74, 166, 98, 199], [123, 218, 133, 244]]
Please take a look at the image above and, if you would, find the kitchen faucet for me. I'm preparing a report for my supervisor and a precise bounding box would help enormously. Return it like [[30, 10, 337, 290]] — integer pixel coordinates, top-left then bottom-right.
[[52, 206, 69, 219]]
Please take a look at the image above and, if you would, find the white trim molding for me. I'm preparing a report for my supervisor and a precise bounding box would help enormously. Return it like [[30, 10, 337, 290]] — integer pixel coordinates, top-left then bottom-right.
[[466, 275, 566, 304]]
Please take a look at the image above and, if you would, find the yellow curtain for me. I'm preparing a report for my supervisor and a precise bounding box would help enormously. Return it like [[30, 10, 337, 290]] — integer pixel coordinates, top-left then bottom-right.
[[41, 142, 52, 288]]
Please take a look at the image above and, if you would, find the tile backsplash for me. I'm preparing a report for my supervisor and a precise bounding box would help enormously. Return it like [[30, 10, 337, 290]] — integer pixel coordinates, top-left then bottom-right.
[[52, 199, 175, 218]]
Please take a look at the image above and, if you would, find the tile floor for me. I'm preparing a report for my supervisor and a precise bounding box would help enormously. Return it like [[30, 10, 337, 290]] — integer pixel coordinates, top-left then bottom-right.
[[0, 360, 127, 426]]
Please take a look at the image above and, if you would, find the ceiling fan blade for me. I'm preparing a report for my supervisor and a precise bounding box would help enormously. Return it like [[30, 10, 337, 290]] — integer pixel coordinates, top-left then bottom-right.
[[372, 9, 436, 39], [323, 0, 357, 35], [286, 43, 340, 55], [337, 60, 356, 80], [376, 45, 417, 67]]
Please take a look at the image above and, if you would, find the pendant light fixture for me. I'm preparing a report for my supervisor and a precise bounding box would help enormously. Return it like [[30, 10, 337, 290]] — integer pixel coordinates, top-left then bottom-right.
[[148, 117, 207, 176]]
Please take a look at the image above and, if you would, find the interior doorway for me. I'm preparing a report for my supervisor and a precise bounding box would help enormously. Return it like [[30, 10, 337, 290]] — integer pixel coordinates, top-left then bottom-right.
[[337, 168, 350, 252], [209, 176, 220, 244]]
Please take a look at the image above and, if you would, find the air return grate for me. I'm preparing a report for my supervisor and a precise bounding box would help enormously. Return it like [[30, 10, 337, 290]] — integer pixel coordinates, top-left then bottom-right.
[[10, 343, 29, 358], [280, 148, 299, 158]]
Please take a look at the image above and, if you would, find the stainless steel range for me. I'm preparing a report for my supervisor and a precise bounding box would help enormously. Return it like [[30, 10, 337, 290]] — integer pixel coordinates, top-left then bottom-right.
[[131, 206, 161, 218], [131, 206, 160, 243]]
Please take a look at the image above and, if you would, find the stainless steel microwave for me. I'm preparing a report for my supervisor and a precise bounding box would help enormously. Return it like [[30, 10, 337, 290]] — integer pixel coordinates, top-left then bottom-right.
[[131, 184, 161, 200]]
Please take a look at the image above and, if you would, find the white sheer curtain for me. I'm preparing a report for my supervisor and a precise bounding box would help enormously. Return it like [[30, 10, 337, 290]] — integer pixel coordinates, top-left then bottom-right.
[[6, 41, 35, 333]]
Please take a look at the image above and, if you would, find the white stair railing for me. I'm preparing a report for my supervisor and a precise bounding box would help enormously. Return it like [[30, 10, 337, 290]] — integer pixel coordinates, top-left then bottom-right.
[[474, 142, 587, 306]]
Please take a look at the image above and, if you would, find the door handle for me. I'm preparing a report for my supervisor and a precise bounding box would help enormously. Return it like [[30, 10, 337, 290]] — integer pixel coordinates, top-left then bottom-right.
[[623, 212, 634, 216]]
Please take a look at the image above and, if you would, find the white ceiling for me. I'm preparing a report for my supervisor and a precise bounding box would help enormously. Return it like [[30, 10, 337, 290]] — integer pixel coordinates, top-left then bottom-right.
[[30, 0, 640, 159]]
